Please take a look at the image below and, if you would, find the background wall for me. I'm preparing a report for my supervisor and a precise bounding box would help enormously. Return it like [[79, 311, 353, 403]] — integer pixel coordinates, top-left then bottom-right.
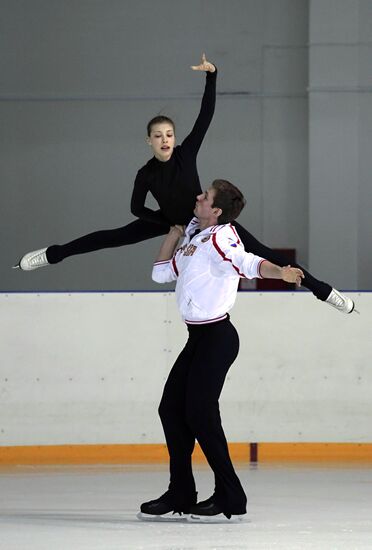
[[0, 291, 369, 446], [1, 2, 370, 449], [2, 0, 312, 291], [309, 0, 372, 290]]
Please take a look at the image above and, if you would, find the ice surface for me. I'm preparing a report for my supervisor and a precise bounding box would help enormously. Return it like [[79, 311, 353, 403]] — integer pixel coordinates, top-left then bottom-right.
[[0, 462, 372, 549]]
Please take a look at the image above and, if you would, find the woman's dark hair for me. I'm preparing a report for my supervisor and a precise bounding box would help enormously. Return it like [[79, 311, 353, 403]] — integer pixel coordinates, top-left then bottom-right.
[[147, 116, 175, 137], [211, 179, 246, 224]]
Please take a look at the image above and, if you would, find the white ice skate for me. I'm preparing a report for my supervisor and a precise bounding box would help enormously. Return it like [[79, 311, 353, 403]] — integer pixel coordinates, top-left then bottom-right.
[[13, 248, 49, 271], [326, 288, 355, 314]]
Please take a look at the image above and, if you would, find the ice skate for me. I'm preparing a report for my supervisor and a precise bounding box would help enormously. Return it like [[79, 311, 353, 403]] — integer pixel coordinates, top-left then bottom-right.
[[13, 248, 49, 271]]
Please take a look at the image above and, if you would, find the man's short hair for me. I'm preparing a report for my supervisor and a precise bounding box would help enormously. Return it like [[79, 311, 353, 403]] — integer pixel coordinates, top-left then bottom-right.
[[211, 179, 246, 224]]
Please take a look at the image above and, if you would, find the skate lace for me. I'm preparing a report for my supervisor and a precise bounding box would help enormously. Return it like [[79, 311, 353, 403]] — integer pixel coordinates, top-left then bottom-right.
[[332, 294, 344, 307], [328, 290, 346, 308], [30, 252, 47, 266]]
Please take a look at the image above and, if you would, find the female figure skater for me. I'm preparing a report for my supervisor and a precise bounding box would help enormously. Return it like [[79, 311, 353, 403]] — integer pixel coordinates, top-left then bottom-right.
[[15, 54, 353, 314]]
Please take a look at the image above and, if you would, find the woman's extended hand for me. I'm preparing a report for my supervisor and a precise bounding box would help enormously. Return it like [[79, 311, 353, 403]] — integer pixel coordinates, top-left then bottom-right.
[[191, 53, 216, 73]]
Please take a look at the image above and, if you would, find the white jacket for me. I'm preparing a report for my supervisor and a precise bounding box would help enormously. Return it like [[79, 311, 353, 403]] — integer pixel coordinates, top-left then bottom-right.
[[152, 217, 266, 325]]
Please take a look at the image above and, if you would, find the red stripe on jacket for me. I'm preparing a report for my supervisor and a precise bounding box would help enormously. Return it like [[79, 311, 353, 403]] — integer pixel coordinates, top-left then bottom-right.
[[211, 233, 246, 277], [172, 256, 179, 277], [229, 224, 241, 245]]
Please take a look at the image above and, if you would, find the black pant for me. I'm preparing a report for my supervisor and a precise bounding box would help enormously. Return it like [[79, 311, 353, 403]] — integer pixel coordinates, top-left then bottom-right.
[[46, 218, 331, 301], [158, 317, 247, 516]]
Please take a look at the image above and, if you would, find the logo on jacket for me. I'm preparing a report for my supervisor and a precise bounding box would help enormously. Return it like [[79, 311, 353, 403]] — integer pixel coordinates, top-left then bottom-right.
[[183, 244, 197, 257]]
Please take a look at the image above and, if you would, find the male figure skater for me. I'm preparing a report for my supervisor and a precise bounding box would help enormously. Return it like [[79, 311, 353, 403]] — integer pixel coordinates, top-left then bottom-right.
[[139, 179, 304, 522]]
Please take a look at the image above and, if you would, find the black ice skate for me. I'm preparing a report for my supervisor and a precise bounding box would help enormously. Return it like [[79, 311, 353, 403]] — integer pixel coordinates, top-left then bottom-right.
[[187, 495, 247, 523], [137, 491, 191, 522]]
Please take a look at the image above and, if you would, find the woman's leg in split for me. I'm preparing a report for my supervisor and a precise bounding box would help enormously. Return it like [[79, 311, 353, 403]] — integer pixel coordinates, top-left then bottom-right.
[[47, 218, 170, 263], [16, 216, 170, 270], [233, 221, 331, 301]]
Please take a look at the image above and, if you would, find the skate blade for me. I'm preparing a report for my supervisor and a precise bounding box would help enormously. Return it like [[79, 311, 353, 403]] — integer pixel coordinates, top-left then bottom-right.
[[187, 513, 247, 524], [12, 264, 20, 269], [353, 308, 360, 315], [136, 511, 188, 522]]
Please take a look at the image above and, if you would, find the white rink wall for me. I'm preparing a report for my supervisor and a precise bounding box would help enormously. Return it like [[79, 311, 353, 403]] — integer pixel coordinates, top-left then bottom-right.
[[1, 291, 370, 446]]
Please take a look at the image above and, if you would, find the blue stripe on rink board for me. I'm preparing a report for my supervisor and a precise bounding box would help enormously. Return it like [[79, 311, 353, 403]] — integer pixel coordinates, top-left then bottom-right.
[[1, 290, 368, 294]]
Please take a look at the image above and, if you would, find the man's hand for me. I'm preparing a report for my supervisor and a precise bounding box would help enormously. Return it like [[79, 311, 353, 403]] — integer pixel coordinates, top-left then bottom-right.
[[191, 53, 216, 73], [281, 265, 304, 286]]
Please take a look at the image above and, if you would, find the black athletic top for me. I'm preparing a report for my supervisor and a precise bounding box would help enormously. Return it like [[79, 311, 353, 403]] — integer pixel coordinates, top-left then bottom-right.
[[130, 70, 217, 226]]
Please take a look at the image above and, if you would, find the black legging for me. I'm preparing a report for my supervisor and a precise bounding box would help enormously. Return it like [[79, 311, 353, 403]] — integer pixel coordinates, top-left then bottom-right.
[[158, 317, 247, 516], [46, 218, 331, 301], [234, 222, 331, 301]]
